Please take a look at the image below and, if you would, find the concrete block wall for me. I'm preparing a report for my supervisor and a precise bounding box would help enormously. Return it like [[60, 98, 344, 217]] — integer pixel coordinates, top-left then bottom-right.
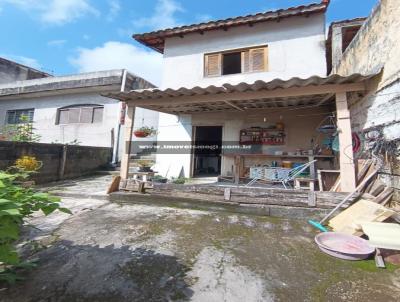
[[334, 0, 400, 200], [0, 141, 112, 183]]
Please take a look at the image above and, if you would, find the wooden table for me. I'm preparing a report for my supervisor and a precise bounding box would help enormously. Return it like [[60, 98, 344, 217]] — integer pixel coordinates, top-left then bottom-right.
[[223, 154, 335, 184]]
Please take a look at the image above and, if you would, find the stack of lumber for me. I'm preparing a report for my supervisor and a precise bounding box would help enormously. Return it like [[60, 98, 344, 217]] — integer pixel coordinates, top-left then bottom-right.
[[328, 159, 398, 236]]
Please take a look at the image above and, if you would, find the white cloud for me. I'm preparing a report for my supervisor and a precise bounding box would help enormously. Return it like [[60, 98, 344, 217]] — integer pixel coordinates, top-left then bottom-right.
[[133, 0, 184, 30], [0, 0, 99, 25], [1, 54, 41, 69], [106, 0, 120, 22], [47, 39, 67, 47], [195, 14, 213, 23], [70, 41, 163, 86]]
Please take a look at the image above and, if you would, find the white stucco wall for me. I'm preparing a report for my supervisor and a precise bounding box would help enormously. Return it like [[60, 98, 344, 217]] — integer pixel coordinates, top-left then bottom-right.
[[0, 92, 159, 161], [161, 14, 327, 89], [154, 113, 192, 178], [155, 13, 327, 177]]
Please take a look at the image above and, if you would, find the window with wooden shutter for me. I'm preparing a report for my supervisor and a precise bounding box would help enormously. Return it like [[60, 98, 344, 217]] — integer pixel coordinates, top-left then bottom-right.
[[205, 54, 221, 77], [242, 50, 250, 73], [58, 109, 69, 124], [250, 47, 268, 72], [204, 45, 268, 77], [80, 107, 93, 123], [56, 105, 104, 124], [93, 107, 104, 123]]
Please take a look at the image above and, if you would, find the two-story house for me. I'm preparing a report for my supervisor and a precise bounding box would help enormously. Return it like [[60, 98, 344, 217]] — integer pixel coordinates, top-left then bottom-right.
[[112, 0, 378, 192]]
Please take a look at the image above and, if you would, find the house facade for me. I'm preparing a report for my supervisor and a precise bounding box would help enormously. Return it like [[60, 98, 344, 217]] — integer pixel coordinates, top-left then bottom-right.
[[0, 66, 158, 163], [113, 0, 376, 192], [329, 0, 400, 199]]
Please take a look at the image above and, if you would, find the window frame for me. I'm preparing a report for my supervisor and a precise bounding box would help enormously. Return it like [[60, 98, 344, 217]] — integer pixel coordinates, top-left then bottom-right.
[[5, 108, 35, 125], [56, 105, 104, 125], [204, 45, 269, 78]]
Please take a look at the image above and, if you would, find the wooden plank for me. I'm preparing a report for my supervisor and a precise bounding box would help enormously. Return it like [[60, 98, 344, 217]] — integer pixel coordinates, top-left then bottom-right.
[[335, 92, 356, 192], [368, 179, 386, 196], [328, 199, 396, 236], [120, 105, 136, 180], [373, 187, 394, 205], [357, 159, 372, 184], [330, 175, 341, 192], [308, 191, 317, 207], [224, 188, 231, 201], [107, 176, 121, 194]]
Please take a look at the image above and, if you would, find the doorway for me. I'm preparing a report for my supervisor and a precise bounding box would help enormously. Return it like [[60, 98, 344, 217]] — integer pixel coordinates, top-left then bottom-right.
[[193, 126, 223, 177]]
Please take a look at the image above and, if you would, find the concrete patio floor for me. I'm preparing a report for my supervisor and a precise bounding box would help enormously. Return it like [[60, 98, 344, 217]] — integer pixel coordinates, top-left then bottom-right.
[[1, 176, 399, 301]]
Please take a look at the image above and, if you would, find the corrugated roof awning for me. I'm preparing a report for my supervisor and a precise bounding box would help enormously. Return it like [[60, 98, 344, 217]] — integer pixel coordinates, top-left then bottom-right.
[[105, 73, 377, 114]]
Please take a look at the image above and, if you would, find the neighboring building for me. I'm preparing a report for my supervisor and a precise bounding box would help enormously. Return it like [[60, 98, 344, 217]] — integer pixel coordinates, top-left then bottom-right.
[[0, 57, 51, 84], [0, 68, 158, 163], [329, 0, 400, 199], [114, 0, 377, 192]]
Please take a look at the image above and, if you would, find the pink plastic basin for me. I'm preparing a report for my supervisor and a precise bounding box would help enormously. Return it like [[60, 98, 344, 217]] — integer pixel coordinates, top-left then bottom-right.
[[315, 232, 375, 261]]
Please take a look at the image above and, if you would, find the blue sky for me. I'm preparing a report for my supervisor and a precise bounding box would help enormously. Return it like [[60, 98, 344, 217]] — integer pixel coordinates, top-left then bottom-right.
[[0, 0, 377, 85]]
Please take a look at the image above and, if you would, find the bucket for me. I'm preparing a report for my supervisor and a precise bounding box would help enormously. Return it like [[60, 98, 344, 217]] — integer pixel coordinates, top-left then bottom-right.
[[282, 161, 292, 168]]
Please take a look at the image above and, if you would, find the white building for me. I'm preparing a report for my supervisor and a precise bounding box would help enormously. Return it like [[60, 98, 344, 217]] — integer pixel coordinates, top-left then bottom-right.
[[114, 0, 375, 192], [129, 1, 328, 178], [0, 66, 158, 163]]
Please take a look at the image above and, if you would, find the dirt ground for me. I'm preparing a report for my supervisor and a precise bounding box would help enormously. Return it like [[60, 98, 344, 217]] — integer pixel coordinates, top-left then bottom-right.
[[1, 176, 400, 302]]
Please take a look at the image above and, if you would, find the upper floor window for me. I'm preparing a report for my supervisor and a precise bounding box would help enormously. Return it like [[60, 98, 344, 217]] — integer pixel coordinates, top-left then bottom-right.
[[6, 109, 34, 124], [56, 105, 104, 125], [204, 46, 268, 77]]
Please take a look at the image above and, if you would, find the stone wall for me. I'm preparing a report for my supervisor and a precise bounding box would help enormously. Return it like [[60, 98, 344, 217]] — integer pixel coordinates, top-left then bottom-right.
[[334, 0, 400, 200], [0, 141, 112, 183]]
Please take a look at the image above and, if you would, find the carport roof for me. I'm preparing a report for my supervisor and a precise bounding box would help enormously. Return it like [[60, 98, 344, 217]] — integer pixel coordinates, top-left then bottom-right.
[[105, 73, 377, 114]]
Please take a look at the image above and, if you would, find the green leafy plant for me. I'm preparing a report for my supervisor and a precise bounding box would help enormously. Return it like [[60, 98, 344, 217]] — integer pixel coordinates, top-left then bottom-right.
[[0, 115, 41, 143], [172, 177, 186, 185], [0, 171, 71, 284], [134, 126, 157, 137]]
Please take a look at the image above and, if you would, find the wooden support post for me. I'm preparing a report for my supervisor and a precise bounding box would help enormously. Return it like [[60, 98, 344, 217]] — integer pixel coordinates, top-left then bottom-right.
[[234, 155, 241, 185], [58, 145, 67, 180], [224, 188, 231, 201], [120, 105, 136, 182], [335, 92, 356, 192]]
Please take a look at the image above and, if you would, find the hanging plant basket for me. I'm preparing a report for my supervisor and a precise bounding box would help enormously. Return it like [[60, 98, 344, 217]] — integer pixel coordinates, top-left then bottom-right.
[[133, 126, 157, 138], [134, 130, 149, 138]]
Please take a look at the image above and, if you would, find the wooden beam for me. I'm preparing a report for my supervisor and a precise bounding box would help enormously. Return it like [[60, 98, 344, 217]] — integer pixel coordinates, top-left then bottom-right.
[[224, 100, 244, 111], [335, 92, 356, 192], [120, 105, 136, 180], [316, 93, 335, 106], [126, 83, 366, 107]]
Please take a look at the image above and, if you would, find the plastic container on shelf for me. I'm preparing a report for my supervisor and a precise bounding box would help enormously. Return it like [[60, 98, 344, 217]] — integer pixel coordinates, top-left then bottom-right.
[[282, 161, 292, 168]]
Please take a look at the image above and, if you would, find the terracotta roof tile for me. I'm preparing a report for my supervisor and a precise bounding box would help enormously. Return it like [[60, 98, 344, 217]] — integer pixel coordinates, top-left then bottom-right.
[[133, 1, 330, 53]]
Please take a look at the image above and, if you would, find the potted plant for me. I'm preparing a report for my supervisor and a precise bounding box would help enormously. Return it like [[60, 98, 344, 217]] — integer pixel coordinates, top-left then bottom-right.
[[134, 126, 157, 138], [136, 160, 154, 172]]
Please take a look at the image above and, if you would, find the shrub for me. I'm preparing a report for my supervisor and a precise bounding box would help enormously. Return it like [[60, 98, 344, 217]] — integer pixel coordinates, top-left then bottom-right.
[[14, 156, 42, 172], [0, 171, 71, 283], [172, 177, 186, 185]]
